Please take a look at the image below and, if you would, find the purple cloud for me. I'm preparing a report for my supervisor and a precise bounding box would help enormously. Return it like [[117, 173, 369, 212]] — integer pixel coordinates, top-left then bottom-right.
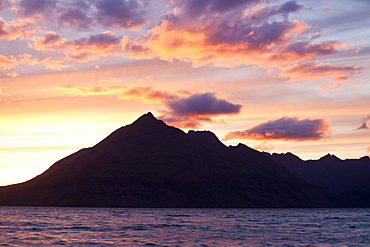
[[17, 0, 58, 19], [250, 1, 304, 22], [224, 117, 331, 141], [66, 31, 122, 51], [95, 0, 148, 29], [283, 41, 342, 57], [58, 1, 94, 30], [181, 0, 262, 18], [120, 87, 242, 128], [167, 93, 242, 116]]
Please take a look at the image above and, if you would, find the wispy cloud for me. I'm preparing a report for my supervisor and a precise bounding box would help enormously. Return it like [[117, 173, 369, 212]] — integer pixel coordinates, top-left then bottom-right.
[[317, 82, 357, 91], [120, 86, 178, 102], [57, 84, 126, 96], [224, 116, 331, 141], [281, 61, 362, 82]]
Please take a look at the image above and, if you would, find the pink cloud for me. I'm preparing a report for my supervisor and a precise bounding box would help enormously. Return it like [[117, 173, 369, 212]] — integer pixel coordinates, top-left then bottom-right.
[[224, 116, 331, 141], [41, 57, 67, 70], [317, 82, 356, 91], [274, 41, 345, 62], [0, 17, 36, 41], [18, 53, 39, 65], [320, 7, 330, 13], [0, 55, 18, 71], [281, 61, 362, 82], [29, 31, 65, 50], [120, 86, 178, 102], [29, 31, 125, 64], [66, 31, 123, 52], [2, 0, 362, 82], [0, 0, 11, 11]]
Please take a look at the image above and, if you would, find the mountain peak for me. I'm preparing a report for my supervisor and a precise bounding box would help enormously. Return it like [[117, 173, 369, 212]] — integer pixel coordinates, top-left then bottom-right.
[[128, 112, 169, 131], [126, 111, 178, 133], [132, 112, 157, 124], [319, 153, 341, 162], [94, 112, 170, 147]]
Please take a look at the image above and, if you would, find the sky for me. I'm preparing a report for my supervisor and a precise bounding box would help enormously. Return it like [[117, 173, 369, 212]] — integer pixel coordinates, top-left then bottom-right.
[[0, 0, 370, 186]]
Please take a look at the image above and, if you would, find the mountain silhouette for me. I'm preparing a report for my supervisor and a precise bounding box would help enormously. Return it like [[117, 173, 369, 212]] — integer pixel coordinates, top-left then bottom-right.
[[268, 152, 370, 193], [0, 112, 369, 207]]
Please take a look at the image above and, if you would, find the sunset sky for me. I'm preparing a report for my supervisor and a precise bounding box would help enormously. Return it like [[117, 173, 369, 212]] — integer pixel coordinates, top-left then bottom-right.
[[1, 0, 369, 186]]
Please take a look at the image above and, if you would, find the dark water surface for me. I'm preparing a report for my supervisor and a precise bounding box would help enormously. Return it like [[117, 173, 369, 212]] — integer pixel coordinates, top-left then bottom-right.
[[1, 207, 369, 246]]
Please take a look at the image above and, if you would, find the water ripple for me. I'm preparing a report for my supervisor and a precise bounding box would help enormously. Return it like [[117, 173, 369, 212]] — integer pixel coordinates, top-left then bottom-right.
[[1, 207, 370, 246]]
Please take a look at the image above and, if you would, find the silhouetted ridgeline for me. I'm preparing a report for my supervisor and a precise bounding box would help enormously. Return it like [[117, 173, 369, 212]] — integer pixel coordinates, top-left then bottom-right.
[[266, 152, 370, 193], [0, 112, 369, 207]]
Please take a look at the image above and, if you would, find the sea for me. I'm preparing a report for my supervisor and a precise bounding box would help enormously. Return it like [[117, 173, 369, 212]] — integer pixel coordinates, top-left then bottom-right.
[[0, 207, 369, 246]]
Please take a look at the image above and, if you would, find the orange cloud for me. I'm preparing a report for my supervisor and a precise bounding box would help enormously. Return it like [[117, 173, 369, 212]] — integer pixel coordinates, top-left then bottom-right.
[[28, 31, 126, 64], [124, 5, 359, 82], [317, 82, 357, 91], [0, 53, 41, 73], [29, 31, 66, 50], [57, 84, 126, 96], [18, 53, 39, 65], [41, 57, 67, 70], [0, 17, 37, 40], [0, 55, 18, 71], [2, 0, 361, 82], [224, 116, 331, 141], [120, 86, 177, 102]]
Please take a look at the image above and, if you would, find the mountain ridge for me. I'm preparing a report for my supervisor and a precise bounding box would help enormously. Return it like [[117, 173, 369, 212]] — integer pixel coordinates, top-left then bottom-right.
[[0, 112, 369, 208]]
